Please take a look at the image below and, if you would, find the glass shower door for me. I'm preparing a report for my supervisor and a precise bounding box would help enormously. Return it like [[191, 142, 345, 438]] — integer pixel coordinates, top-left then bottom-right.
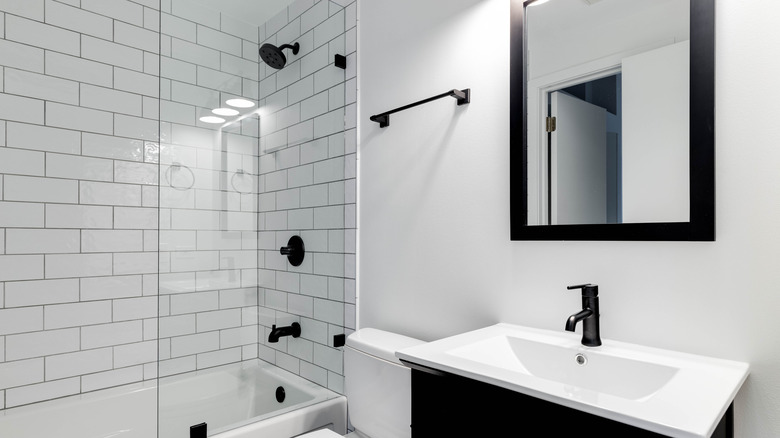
[[157, 0, 263, 435]]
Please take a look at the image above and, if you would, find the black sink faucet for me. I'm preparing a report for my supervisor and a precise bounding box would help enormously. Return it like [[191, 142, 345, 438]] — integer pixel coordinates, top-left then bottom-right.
[[268, 322, 301, 343], [565, 284, 602, 347]]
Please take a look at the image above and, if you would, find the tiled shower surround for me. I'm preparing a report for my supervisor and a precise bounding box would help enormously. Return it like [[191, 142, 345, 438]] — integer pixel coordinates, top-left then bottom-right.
[[0, 0, 356, 409], [255, 0, 357, 394]]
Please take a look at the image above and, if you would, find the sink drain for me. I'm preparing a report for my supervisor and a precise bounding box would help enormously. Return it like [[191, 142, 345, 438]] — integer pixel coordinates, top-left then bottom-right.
[[575, 353, 588, 366]]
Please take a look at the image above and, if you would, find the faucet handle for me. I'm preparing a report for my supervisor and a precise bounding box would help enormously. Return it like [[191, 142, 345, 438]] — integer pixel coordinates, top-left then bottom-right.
[[567, 283, 599, 297]]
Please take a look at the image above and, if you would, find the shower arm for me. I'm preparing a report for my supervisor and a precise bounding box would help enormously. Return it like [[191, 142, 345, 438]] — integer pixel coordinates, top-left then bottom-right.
[[278, 43, 300, 54], [369, 88, 471, 128]]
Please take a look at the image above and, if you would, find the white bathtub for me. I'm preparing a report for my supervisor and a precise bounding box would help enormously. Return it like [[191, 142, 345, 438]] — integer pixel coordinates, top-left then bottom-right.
[[0, 360, 347, 438]]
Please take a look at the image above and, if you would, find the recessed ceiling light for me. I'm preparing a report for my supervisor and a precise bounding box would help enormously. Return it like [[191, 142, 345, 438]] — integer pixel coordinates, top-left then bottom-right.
[[226, 99, 255, 108], [212, 108, 240, 116], [199, 116, 226, 124]]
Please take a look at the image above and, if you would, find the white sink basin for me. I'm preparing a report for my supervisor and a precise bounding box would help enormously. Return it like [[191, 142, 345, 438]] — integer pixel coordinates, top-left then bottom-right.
[[448, 333, 679, 400], [396, 323, 749, 438]]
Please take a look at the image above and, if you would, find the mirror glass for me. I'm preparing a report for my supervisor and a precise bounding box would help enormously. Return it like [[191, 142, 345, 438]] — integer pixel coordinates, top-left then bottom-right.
[[526, 0, 689, 225], [510, 0, 714, 240]]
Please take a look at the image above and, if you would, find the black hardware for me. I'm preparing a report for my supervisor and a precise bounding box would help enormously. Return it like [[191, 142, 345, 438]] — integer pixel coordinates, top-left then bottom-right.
[[259, 42, 300, 70], [335, 54, 347, 69], [565, 284, 601, 347], [280, 235, 305, 266], [275, 386, 286, 403], [268, 322, 301, 343], [370, 88, 470, 128], [190, 422, 207, 438], [333, 334, 346, 348]]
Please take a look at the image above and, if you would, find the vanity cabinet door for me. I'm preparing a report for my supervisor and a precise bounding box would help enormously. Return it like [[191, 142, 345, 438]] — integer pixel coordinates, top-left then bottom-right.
[[409, 367, 732, 438]]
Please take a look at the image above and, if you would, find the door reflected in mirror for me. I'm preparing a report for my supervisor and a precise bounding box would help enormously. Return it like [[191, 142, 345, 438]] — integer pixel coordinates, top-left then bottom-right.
[[526, 0, 690, 226]]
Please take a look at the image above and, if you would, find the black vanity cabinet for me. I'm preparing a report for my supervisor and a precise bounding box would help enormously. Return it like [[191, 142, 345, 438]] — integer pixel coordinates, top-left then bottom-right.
[[406, 363, 733, 438]]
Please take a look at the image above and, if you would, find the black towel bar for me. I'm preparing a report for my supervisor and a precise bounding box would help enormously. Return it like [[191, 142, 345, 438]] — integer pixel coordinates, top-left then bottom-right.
[[369, 88, 470, 128]]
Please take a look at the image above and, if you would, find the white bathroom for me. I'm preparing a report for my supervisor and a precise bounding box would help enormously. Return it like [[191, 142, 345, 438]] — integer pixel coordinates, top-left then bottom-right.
[[0, 0, 778, 437]]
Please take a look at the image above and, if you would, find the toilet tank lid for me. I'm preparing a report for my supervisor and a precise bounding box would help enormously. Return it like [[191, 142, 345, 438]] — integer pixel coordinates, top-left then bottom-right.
[[346, 328, 426, 364]]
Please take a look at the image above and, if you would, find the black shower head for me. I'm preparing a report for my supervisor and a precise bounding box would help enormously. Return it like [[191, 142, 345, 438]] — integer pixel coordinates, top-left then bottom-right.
[[259, 42, 300, 69]]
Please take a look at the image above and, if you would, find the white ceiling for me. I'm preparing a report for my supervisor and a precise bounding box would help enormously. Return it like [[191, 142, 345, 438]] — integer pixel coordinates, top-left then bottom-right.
[[188, 0, 297, 27]]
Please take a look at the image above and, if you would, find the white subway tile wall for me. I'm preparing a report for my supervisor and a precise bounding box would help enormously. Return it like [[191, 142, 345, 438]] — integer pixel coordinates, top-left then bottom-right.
[[256, 0, 356, 394], [0, 0, 356, 409], [156, 0, 264, 380], [0, 0, 166, 398], [0, 0, 162, 408]]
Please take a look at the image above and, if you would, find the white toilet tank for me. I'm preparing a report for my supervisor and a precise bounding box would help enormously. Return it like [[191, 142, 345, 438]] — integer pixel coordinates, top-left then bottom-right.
[[344, 329, 426, 438]]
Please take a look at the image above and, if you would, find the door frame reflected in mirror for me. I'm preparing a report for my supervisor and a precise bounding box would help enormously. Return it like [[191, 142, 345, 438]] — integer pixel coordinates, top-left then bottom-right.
[[509, 0, 715, 241]]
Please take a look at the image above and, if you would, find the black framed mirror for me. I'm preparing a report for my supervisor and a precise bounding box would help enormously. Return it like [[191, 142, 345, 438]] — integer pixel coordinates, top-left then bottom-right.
[[510, 0, 714, 241]]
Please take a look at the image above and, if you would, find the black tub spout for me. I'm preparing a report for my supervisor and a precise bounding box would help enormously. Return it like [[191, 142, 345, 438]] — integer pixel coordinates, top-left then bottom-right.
[[268, 322, 301, 343]]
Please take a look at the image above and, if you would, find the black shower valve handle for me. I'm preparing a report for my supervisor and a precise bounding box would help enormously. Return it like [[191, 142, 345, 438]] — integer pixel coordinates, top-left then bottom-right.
[[280, 235, 305, 267]]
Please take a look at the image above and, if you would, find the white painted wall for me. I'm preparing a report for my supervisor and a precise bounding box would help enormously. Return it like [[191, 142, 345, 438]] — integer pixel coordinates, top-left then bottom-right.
[[358, 0, 780, 436], [622, 41, 690, 223]]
